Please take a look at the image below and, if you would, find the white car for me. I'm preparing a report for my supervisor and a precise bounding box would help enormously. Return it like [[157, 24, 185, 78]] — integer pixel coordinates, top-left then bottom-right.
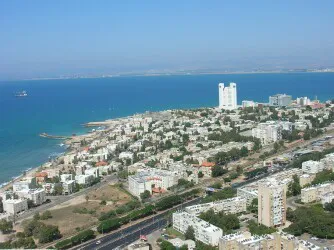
[[96, 240, 101, 245]]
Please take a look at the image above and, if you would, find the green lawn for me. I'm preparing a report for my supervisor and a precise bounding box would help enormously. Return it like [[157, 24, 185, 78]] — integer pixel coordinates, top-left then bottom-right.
[[165, 227, 185, 240]]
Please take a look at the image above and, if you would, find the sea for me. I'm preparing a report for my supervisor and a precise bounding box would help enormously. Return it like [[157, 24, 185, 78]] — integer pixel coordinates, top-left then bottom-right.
[[0, 72, 334, 185]]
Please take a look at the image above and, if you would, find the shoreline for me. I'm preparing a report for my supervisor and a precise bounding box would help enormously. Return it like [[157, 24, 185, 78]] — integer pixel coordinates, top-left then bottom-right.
[[1, 70, 333, 83], [0, 112, 148, 192]]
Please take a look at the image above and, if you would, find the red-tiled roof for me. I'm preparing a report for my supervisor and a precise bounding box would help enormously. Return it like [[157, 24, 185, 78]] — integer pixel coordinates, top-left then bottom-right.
[[96, 161, 108, 166], [35, 172, 48, 178], [201, 162, 215, 167]]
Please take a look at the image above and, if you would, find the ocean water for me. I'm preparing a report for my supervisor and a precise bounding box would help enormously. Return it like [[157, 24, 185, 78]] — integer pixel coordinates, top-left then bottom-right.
[[0, 72, 333, 184]]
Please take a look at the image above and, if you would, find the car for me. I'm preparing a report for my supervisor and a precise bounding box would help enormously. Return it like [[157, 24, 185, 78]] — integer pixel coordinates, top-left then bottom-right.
[[96, 240, 101, 245]]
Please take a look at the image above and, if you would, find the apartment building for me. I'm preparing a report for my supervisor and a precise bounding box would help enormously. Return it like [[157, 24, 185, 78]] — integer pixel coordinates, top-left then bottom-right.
[[13, 177, 36, 192], [258, 179, 287, 227], [299, 174, 315, 187], [16, 188, 46, 206], [301, 182, 334, 203], [219, 232, 299, 250], [302, 160, 324, 174], [3, 199, 28, 215], [269, 94, 292, 107], [218, 82, 237, 110], [185, 197, 247, 216], [173, 211, 223, 246], [75, 174, 94, 186], [128, 169, 179, 198], [252, 121, 282, 145]]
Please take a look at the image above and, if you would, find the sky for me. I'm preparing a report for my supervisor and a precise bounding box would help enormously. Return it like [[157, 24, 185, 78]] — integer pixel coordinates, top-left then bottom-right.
[[1, 1, 334, 80]]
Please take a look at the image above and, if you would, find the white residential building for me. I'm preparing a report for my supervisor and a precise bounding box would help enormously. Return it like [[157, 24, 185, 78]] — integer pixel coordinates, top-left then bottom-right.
[[62, 180, 76, 195], [119, 151, 134, 160], [296, 97, 311, 106], [173, 211, 223, 246], [60, 174, 73, 182], [218, 82, 237, 110], [242, 100, 256, 108], [258, 179, 287, 227], [13, 177, 36, 192], [16, 188, 46, 206], [301, 182, 334, 203], [85, 167, 99, 178], [252, 121, 282, 145], [269, 94, 292, 107], [128, 169, 179, 198], [302, 160, 324, 174], [3, 199, 28, 215], [320, 191, 334, 206], [75, 174, 94, 186], [185, 197, 247, 216]]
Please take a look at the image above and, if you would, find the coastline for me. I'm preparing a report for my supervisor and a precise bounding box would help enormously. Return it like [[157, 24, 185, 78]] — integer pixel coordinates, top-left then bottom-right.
[[0, 113, 143, 192], [11, 70, 334, 83]]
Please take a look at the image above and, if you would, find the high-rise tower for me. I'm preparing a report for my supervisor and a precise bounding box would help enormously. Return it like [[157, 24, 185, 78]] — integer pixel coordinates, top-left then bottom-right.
[[218, 82, 237, 110]]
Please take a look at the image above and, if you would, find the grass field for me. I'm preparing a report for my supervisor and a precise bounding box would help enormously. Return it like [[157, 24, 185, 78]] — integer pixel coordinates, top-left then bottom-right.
[[21, 184, 133, 239]]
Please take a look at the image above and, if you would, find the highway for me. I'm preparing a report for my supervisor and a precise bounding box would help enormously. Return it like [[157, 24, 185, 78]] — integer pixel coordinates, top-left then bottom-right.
[[72, 198, 201, 250]]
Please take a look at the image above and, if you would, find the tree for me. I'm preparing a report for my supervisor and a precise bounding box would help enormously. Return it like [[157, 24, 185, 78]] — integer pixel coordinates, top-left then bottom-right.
[[247, 220, 277, 235], [54, 185, 63, 195], [287, 175, 301, 197], [160, 240, 176, 250], [85, 195, 89, 203], [284, 205, 334, 238], [11, 237, 36, 249], [185, 226, 195, 241], [212, 165, 228, 177], [118, 170, 128, 179], [247, 198, 258, 214], [33, 212, 40, 220], [40, 210, 52, 220], [324, 199, 334, 212], [37, 224, 61, 243], [202, 188, 236, 203], [179, 245, 188, 250], [199, 209, 240, 234], [240, 146, 249, 157], [198, 171, 204, 178], [0, 219, 13, 234], [211, 182, 222, 189], [140, 190, 151, 200]]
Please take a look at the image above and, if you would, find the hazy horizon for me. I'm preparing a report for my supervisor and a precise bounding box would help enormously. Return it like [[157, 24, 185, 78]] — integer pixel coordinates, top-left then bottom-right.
[[1, 1, 334, 80]]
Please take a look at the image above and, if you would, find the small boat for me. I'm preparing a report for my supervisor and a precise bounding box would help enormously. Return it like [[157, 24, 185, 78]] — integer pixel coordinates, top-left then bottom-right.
[[15, 90, 28, 97]]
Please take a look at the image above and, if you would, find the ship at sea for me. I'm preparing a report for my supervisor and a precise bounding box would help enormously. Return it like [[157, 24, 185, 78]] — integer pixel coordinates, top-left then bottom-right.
[[15, 90, 28, 97]]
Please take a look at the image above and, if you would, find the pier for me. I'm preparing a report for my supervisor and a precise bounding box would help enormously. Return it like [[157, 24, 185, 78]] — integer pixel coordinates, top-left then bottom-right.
[[39, 133, 71, 140]]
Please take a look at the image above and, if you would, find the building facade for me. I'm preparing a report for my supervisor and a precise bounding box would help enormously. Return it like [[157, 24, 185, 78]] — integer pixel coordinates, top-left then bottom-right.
[[269, 94, 292, 107], [258, 179, 287, 227], [218, 83, 237, 110], [173, 211, 223, 246]]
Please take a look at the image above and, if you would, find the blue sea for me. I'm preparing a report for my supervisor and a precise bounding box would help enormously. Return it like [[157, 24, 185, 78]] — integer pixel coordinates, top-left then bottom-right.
[[0, 73, 334, 184]]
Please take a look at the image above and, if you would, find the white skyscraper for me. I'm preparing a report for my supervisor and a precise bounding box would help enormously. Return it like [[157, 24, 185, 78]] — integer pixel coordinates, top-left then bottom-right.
[[218, 82, 237, 110]]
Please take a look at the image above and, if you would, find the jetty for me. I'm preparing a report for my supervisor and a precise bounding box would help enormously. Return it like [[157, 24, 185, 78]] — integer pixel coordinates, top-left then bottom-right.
[[39, 133, 72, 140]]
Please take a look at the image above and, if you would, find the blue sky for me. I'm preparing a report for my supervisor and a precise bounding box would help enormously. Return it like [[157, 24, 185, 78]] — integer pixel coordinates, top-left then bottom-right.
[[1, 1, 334, 79]]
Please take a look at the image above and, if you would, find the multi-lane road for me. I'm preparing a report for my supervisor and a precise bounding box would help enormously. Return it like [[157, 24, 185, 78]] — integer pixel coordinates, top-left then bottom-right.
[[72, 198, 201, 250]]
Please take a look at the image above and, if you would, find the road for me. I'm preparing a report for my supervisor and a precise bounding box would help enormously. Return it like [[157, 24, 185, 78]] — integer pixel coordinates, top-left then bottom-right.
[[15, 175, 118, 222], [72, 198, 201, 250]]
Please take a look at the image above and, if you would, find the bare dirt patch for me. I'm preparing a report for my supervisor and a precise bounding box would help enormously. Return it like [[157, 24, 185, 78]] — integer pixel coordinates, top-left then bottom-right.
[[26, 185, 132, 238]]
